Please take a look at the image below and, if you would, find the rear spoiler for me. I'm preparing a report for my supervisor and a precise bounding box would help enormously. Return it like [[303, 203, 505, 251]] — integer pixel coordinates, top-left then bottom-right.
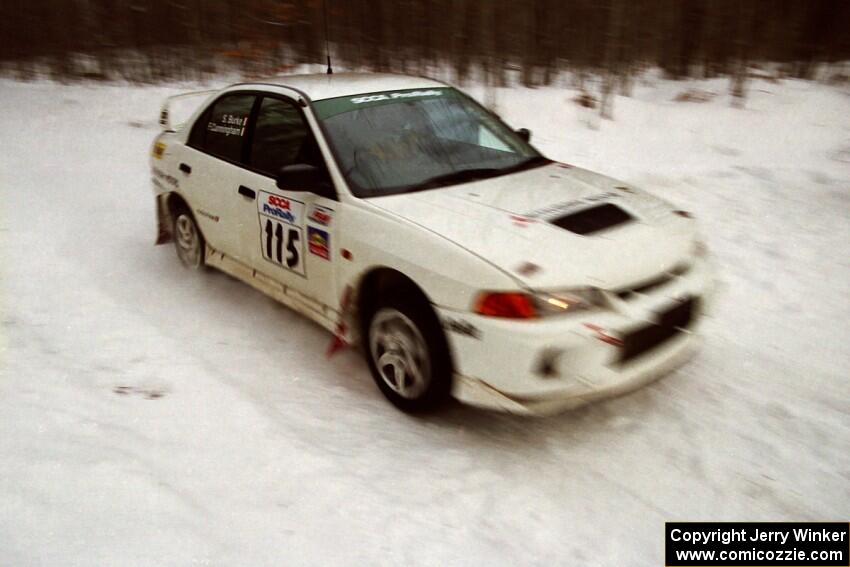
[[159, 89, 218, 132]]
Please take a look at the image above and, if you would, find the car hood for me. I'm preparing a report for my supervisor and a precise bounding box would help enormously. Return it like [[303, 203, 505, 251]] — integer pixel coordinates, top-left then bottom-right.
[[367, 163, 698, 290]]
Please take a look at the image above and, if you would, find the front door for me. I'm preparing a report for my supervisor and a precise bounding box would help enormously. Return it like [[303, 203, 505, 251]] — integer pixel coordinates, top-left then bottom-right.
[[232, 94, 340, 313]]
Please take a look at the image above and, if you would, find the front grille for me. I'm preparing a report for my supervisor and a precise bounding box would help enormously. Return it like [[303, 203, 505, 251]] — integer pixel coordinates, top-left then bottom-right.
[[617, 274, 672, 299], [551, 203, 634, 235], [616, 262, 691, 300], [618, 297, 698, 364]]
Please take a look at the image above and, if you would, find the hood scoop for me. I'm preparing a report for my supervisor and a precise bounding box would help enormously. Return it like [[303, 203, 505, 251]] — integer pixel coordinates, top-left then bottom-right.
[[551, 203, 634, 235]]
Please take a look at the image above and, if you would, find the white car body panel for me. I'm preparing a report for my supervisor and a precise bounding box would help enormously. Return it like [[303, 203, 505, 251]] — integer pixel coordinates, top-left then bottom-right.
[[367, 163, 696, 290], [150, 72, 716, 415]]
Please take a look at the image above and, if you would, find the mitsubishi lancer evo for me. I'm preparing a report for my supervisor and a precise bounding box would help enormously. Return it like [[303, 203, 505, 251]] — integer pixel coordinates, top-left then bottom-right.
[[150, 73, 715, 415]]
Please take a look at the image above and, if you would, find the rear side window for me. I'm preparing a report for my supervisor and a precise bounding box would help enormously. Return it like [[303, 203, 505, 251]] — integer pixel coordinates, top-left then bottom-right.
[[250, 97, 321, 176], [191, 94, 255, 163]]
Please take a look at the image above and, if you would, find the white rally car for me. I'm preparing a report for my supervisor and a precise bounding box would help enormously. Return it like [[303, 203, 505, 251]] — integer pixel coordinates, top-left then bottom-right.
[[150, 73, 715, 415]]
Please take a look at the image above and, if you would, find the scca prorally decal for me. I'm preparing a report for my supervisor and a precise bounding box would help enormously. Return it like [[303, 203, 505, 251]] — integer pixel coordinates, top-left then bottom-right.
[[525, 191, 620, 219], [351, 90, 442, 104], [257, 191, 306, 276], [259, 192, 305, 225], [308, 204, 334, 226], [308, 226, 330, 260]]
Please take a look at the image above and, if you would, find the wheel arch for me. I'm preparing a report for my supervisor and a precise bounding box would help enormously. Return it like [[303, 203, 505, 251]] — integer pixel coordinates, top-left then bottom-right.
[[351, 267, 454, 361], [354, 267, 434, 337], [155, 191, 195, 245], [353, 265, 456, 409]]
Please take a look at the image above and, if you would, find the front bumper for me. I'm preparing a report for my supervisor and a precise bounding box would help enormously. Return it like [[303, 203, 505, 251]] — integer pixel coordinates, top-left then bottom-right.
[[439, 256, 716, 416]]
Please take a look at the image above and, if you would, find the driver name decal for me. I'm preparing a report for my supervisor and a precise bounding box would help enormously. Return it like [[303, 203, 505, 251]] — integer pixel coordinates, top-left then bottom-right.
[[207, 113, 248, 137]]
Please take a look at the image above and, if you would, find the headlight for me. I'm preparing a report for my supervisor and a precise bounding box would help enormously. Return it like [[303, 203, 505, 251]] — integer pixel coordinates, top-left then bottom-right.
[[474, 288, 604, 319], [533, 288, 605, 315]]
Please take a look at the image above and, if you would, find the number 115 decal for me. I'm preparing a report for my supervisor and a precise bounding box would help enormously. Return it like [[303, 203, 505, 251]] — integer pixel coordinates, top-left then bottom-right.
[[257, 191, 306, 276]]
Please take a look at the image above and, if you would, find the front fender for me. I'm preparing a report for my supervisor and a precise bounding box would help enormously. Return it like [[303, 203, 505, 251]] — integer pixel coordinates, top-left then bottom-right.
[[338, 202, 519, 312]]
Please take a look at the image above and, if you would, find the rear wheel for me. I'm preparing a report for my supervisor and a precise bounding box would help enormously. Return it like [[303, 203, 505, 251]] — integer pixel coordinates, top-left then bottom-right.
[[364, 292, 452, 412], [173, 210, 205, 269]]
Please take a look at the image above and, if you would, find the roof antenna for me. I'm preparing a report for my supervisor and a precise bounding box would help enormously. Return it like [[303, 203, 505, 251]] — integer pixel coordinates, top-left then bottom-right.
[[323, 0, 333, 74]]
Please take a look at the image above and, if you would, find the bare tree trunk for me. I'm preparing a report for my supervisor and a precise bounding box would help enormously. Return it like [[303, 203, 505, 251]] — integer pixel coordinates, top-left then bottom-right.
[[600, 0, 624, 120], [730, 1, 753, 108], [484, 0, 498, 110]]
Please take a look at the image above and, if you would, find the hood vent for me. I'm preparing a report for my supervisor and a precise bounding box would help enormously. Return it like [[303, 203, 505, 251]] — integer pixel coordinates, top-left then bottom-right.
[[551, 203, 634, 235]]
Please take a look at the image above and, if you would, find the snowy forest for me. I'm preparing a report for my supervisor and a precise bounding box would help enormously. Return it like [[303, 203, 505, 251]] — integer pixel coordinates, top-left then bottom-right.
[[2, 0, 849, 84]]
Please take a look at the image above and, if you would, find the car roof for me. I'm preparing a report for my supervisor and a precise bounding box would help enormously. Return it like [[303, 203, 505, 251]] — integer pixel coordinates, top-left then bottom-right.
[[232, 72, 447, 102]]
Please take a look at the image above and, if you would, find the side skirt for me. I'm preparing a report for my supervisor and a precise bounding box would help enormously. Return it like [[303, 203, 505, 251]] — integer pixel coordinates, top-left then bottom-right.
[[203, 244, 338, 335]]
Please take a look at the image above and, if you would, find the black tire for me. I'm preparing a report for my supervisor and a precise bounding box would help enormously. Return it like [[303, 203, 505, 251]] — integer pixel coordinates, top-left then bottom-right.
[[171, 206, 205, 269], [363, 289, 453, 413]]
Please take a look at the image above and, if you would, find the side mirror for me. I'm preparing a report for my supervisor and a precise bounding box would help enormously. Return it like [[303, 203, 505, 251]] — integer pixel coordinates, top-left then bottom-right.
[[516, 128, 532, 143], [276, 164, 325, 192]]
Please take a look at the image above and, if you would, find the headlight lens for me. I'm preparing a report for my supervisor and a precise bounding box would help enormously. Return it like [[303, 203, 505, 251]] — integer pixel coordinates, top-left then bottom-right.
[[533, 288, 605, 315]]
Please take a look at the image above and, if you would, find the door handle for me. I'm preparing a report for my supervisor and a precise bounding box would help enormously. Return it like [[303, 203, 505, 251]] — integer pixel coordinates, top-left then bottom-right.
[[179, 162, 191, 174], [238, 185, 256, 199]]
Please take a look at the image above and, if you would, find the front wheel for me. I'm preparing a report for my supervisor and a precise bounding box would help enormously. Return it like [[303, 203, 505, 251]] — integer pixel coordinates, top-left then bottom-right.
[[365, 296, 452, 412], [173, 211, 205, 269]]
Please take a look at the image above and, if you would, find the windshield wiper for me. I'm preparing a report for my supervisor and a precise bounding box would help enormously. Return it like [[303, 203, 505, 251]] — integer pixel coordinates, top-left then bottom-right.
[[410, 157, 551, 193], [509, 155, 551, 172], [413, 167, 502, 191]]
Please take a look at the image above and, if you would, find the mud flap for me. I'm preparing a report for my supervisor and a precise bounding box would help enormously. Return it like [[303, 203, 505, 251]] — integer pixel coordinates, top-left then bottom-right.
[[154, 194, 172, 245], [326, 285, 353, 357]]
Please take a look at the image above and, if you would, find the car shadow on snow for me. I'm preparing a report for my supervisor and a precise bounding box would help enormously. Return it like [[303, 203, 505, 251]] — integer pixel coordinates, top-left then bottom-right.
[[151, 253, 689, 451], [416, 376, 677, 451]]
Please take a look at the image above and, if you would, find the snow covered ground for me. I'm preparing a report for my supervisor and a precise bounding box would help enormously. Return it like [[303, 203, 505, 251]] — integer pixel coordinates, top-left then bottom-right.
[[1, 73, 848, 566]]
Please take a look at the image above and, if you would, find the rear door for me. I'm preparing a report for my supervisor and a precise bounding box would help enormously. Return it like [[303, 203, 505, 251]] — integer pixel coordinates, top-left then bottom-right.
[[179, 92, 258, 261]]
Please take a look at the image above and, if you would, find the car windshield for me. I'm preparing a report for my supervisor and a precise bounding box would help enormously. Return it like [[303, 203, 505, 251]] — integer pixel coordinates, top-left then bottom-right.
[[312, 87, 548, 198]]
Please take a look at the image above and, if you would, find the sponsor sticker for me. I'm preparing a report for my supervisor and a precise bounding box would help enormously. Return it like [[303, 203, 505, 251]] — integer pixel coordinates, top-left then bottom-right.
[[152, 167, 179, 188], [308, 226, 330, 260], [350, 90, 443, 105], [196, 209, 219, 223], [258, 192, 304, 226], [312, 87, 451, 119], [152, 141, 166, 159], [510, 214, 536, 227], [524, 191, 620, 220], [444, 318, 481, 340], [308, 204, 334, 226], [516, 261, 541, 277]]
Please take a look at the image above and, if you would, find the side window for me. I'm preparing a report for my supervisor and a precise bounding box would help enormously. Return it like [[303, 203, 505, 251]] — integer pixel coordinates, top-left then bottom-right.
[[250, 97, 321, 176], [191, 94, 255, 163]]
